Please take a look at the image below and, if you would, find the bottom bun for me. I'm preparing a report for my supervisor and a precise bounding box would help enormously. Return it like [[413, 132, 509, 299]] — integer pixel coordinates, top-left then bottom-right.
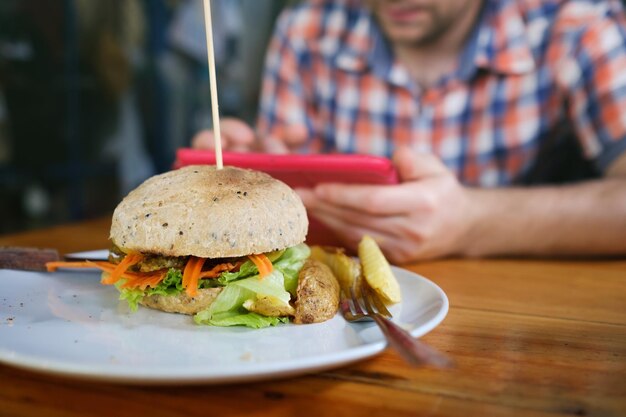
[[139, 288, 223, 315]]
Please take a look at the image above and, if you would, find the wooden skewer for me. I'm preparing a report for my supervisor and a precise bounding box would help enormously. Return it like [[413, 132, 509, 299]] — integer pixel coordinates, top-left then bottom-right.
[[202, 0, 223, 169]]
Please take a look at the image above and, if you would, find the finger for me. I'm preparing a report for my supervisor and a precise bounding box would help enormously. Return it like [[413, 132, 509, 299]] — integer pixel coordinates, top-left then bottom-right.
[[313, 182, 437, 216], [296, 189, 403, 236], [299, 187, 398, 230], [220, 118, 256, 148], [295, 187, 315, 205], [310, 210, 396, 253], [393, 146, 449, 181], [283, 124, 309, 148], [191, 118, 256, 151], [259, 124, 308, 154], [191, 130, 215, 150], [261, 136, 290, 154]]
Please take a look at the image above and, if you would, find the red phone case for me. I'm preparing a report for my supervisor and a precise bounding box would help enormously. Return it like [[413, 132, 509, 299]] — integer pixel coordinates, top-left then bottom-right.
[[175, 148, 399, 188], [174, 148, 399, 247]]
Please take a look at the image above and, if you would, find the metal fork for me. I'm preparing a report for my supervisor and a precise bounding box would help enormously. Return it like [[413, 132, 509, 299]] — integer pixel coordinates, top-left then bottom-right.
[[341, 275, 453, 368]]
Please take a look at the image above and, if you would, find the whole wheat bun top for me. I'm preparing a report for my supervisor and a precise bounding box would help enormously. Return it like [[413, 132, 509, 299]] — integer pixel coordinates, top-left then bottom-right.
[[110, 165, 308, 258]]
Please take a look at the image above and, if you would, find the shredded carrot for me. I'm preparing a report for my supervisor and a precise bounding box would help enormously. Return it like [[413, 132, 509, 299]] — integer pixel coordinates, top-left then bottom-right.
[[101, 252, 144, 285], [46, 254, 244, 293], [182, 257, 196, 289], [247, 253, 273, 279], [119, 270, 168, 290], [182, 256, 206, 297], [198, 262, 241, 279], [189, 258, 206, 296], [46, 260, 126, 275], [46, 261, 107, 272], [45, 258, 167, 289]]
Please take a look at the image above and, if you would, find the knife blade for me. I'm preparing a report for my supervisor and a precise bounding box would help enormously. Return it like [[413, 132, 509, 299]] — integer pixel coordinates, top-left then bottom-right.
[[0, 247, 61, 271]]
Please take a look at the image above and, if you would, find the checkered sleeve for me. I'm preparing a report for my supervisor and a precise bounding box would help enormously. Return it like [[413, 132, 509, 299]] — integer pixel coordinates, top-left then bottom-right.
[[559, 2, 626, 173], [255, 6, 320, 152]]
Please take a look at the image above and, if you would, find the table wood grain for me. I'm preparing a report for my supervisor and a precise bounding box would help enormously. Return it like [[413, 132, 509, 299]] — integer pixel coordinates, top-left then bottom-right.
[[0, 218, 625, 417]]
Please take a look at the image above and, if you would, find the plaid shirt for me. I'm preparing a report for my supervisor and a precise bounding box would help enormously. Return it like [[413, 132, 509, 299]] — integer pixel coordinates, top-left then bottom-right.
[[256, 0, 626, 186]]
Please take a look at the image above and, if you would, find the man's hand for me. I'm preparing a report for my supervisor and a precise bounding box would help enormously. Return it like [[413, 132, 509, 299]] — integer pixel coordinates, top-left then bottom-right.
[[297, 148, 478, 264], [298, 148, 626, 263], [192, 118, 258, 152], [191, 118, 308, 153]]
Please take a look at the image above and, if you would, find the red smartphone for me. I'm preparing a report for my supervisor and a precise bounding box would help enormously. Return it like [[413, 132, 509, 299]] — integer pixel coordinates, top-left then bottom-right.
[[174, 148, 399, 246], [175, 148, 399, 188]]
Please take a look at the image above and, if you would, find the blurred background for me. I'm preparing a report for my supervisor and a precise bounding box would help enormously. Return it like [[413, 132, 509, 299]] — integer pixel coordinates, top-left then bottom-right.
[[0, 0, 287, 235]]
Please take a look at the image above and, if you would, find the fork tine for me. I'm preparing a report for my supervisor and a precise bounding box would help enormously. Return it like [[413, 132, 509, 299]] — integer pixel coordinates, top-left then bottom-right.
[[360, 280, 376, 315], [364, 283, 393, 319], [350, 275, 366, 315]]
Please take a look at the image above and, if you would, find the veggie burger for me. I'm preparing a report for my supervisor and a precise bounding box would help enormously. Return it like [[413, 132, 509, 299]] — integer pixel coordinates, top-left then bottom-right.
[[48, 165, 321, 328]]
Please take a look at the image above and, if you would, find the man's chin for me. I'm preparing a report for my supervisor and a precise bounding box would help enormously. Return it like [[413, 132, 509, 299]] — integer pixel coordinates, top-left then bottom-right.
[[384, 28, 433, 46]]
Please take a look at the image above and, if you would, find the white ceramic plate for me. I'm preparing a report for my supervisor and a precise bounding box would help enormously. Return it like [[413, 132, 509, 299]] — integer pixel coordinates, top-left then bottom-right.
[[0, 261, 448, 385]]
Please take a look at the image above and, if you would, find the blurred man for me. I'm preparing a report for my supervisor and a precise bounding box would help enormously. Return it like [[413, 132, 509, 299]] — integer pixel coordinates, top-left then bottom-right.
[[193, 0, 626, 263]]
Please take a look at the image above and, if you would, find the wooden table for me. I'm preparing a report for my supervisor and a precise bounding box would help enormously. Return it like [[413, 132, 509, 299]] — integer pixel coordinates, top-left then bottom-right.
[[0, 217, 625, 417]]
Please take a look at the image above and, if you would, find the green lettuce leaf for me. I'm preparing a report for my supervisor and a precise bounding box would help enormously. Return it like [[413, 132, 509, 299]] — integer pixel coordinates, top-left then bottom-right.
[[194, 271, 293, 328], [116, 268, 184, 311], [117, 285, 144, 312], [273, 243, 310, 294], [197, 311, 288, 328], [217, 259, 258, 285], [232, 270, 292, 305], [217, 244, 309, 288], [202, 284, 254, 317]]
